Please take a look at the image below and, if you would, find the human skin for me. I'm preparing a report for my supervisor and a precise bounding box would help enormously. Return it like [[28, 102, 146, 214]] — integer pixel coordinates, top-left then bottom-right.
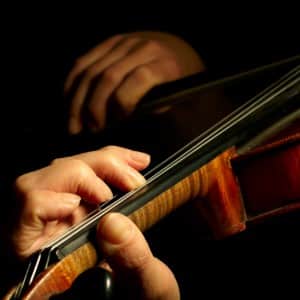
[[65, 31, 204, 134], [10, 145, 180, 299]]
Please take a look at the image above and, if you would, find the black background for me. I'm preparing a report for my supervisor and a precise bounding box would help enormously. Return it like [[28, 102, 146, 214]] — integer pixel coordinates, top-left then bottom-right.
[[1, 3, 299, 299]]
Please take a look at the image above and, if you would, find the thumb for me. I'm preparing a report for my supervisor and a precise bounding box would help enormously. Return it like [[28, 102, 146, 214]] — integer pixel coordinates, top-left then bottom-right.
[[96, 213, 180, 300], [96, 213, 152, 269]]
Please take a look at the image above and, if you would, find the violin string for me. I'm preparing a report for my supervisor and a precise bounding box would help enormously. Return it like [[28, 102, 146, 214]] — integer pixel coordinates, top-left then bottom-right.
[[45, 65, 300, 251], [144, 65, 300, 178]]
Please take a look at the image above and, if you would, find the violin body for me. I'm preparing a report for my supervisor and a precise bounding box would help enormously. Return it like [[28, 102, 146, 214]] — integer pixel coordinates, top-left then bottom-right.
[[198, 127, 300, 238]]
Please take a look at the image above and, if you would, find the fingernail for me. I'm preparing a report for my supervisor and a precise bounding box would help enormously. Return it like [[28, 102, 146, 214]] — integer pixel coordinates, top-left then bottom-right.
[[131, 151, 150, 164], [127, 168, 146, 189], [65, 195, 81, 206], [69, 118, 82, 135], [98, 213, 133, 245]]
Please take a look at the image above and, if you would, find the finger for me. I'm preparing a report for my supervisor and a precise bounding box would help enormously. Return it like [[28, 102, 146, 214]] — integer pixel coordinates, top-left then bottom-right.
[[14, 190, 83, 257], [48, 159, 114, 203], [70, 146, 150, 191], [68, 74, 92, 134], [85, 41, 161, 131], [114, 57, 182, 115], [64, 35, 124, 93], [72, 146, 150, 171], [68, 36, 140, 134], [22, 190, 81, 222], [18, 159, 113, 204], [97, 213, 180, 300], [82, 37, 142, 82]]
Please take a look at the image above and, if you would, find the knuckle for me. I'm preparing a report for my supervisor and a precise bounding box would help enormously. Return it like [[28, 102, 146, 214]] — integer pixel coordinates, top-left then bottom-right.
[[119, 243, 152, 271], [100, 147, 121, 166], [101, 145, 119, 153], [106, 34, 124, 44], [69, 159, 90, 178], [124, 36, 140, 45], [114, 91, 135, 113], [113, 34, 124, 40], [54, 158, 91, 181], [166, 57, 183, 78], [102, 68, 120, 85], [133, 65, 153, 84], [105, 155, 119, 168], [50, 157, 65, 165], [143, 39, 163, 53], [114, 88, 127, 105], [14, 174, 31, 193]]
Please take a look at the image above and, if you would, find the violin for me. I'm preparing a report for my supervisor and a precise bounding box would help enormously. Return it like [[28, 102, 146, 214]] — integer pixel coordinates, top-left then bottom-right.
[[4, 59, 300, 299]]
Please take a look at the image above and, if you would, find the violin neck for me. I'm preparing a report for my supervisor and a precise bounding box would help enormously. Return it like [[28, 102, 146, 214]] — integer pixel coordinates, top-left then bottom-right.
[[129, 147, 246, 237]]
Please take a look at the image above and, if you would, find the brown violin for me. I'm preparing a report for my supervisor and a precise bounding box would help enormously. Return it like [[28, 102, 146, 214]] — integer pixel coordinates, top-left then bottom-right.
[[4, 62, 300, 300]]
